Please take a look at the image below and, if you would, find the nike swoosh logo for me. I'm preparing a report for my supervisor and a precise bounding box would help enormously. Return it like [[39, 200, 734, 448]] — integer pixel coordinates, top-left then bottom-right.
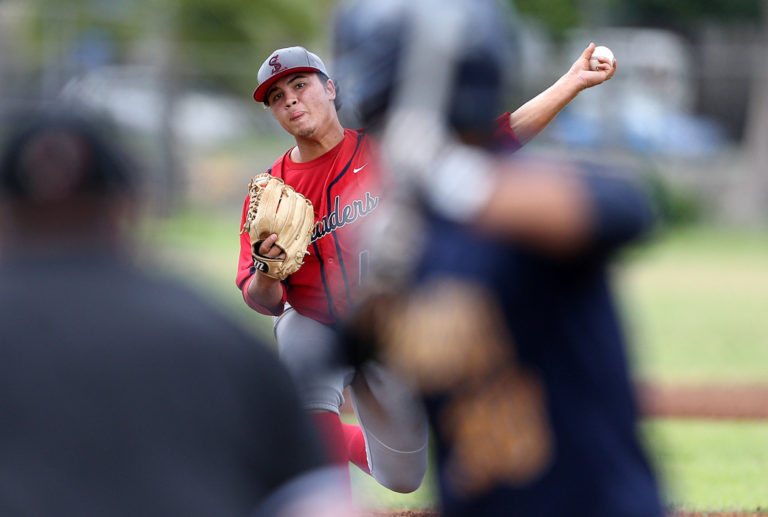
[[353, 164, 367, 174]]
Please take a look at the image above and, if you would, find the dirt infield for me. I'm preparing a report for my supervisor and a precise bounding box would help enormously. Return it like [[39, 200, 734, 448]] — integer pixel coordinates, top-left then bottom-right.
[[363, 511, 768, 517], [669, 513, 768, 517], [343, 382, 768, 420], [637, 382, 768, 419]]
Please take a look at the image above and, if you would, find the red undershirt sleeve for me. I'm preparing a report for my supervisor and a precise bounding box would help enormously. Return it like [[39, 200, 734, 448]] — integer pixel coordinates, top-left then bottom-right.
[[494, 112, 523, 152]]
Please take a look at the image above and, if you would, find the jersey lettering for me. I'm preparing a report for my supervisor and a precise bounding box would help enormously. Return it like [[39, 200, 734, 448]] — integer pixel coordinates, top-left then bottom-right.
[[311, 191, 379, 243]]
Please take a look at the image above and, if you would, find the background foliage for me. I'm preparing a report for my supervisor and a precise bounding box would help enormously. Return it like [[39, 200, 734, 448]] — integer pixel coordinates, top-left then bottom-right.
[[23, 0, 763, 92]]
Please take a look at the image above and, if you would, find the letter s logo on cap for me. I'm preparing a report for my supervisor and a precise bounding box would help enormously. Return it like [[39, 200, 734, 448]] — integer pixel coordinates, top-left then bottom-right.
[[269, 55, 282, 75]]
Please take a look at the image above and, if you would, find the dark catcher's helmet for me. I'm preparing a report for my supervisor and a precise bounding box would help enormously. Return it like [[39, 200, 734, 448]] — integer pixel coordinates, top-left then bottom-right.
[[333, 0, 520, 145]]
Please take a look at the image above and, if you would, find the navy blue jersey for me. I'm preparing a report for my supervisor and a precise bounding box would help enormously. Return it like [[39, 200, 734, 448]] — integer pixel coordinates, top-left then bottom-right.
[[416, 172, 665, 517]]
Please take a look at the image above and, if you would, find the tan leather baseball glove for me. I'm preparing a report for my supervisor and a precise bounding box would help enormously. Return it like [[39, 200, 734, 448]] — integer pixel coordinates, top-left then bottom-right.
[[241, 173, 315, 280]]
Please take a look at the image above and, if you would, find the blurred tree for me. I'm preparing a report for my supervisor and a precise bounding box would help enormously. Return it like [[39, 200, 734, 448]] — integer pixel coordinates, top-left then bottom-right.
[[21, 0, 335, 214], [509, 0, 762, 38], [511, 0, 582, 41], [173, 0, 336, 91], [738, 0, 768, 222], [616, 0, 767, 222], [24, 0, 336, 94], [24, 0, 137, 60], [617, 0, 761, 29]]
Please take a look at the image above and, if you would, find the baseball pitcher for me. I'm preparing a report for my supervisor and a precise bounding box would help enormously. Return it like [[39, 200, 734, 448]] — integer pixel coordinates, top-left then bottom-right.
[[236, 23, 616, 494]]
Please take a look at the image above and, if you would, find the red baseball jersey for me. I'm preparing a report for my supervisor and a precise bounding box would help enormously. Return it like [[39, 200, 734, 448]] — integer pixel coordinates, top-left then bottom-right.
[[237, 128, 380, 324], [236, 117, 519, 324]]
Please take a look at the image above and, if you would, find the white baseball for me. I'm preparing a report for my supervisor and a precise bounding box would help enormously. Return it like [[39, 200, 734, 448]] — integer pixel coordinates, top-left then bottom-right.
[[589, 45, 615, 72]]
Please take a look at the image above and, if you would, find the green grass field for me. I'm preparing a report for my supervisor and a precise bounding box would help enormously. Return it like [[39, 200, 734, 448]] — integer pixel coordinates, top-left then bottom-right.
[[643, 419, 768, 512], [137, 206, 277, 341], [620, 226, 768, 384], [141, 212, 768, 511]]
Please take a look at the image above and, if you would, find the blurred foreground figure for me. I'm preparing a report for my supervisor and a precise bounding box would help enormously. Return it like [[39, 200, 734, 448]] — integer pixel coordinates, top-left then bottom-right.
[[0, 107, 352, 517], [335, 0, 666, 516]]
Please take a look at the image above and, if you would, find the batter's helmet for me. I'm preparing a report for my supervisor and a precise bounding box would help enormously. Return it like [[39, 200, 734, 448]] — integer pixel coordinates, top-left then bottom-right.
[[333, 0, 520, 145]]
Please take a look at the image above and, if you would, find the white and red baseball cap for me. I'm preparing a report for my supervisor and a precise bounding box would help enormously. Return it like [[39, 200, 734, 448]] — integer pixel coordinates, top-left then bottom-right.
[[253, 46, 329, 103]]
